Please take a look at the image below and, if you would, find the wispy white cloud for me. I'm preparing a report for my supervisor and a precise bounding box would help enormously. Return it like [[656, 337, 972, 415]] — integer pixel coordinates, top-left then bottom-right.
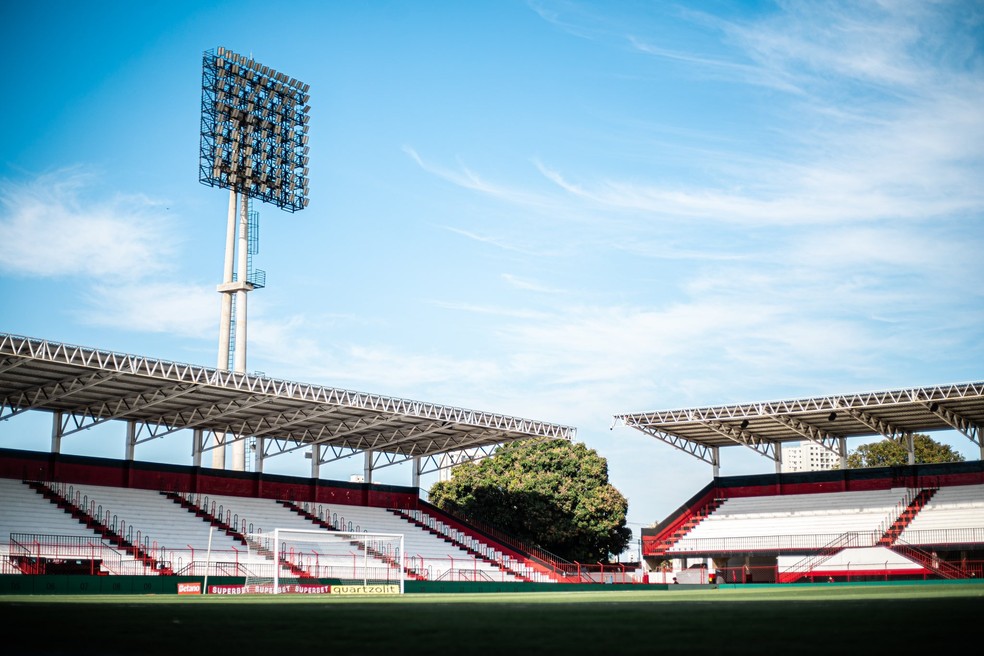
[[0, 169, 209, 344], [413, 95, 983, 230], [515, 2, 984, 231], [626, 35, 804, 95], [722, 1, 970, 91], [613, 239, 747, 262], [428, 300, 548, 321], [0, 169, 175, 278], [403, 146, 556, 210], [80, 282, 215, 339], [501, 273, 563, 294], [442, 225, 564, 257], [254, 327, 508, 401]]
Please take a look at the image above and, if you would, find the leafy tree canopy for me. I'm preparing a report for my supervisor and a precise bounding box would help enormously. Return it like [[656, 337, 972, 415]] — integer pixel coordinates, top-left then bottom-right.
[[428, 439, 631, 563], [847, 433, 965, 468]]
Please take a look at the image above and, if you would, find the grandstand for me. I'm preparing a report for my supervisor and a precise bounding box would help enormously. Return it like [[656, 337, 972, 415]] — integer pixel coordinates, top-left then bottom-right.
[[8, 443, 979, 587], [0, 446, 576, 583], [619, 381, 984, 584], [2, 332, 982, 590], [0, 332, 588, 586], [640, 461, 984, 583]]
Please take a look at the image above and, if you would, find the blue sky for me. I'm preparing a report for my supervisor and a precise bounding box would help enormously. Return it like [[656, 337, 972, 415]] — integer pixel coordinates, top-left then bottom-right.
[[1, 1, 983, 545]]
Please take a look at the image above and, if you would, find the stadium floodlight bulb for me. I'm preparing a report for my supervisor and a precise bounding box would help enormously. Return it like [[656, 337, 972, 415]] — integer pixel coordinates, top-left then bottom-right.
[[199, 46, 311, 213]]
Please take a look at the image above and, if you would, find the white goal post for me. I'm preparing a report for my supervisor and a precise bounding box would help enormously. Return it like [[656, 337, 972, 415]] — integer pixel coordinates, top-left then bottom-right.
[[243, 528, 405, 594]]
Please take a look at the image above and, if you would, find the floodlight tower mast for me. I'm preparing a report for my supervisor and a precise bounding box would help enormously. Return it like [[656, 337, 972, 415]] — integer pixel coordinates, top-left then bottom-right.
[[199, 46, 310, 471]]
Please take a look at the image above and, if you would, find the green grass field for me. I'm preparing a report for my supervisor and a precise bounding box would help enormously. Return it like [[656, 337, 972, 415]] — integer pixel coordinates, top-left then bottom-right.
[[4, 583, 983, 655]]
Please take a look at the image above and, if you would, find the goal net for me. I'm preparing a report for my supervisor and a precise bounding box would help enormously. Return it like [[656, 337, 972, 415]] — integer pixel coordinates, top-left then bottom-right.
[[243, 528, 405, 594]]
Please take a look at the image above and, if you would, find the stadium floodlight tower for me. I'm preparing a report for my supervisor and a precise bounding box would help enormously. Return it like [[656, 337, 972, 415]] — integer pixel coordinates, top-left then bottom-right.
[[199, 46, 311, 471]]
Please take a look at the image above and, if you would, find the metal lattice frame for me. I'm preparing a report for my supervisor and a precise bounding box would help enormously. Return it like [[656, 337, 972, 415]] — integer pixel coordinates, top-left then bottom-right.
[[199, 46, 310, 212], [615, 382, 984, 470], [0, 333, 575, 470]]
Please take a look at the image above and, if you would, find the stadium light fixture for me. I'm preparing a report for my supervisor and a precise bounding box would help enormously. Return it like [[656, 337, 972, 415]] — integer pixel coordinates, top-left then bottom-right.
[[199, 46, 311, 212]]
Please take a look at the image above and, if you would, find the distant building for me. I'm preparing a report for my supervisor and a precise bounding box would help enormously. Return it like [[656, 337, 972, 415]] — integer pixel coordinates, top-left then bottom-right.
[[781, 441, 841, 472]]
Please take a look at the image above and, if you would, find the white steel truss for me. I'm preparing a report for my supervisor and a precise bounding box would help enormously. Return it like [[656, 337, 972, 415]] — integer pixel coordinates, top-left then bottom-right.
[[615, 381, 984, 468]]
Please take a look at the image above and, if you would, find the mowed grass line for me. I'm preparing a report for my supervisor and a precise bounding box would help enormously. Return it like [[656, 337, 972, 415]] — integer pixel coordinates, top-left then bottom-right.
[[4, 584, 982, 655]]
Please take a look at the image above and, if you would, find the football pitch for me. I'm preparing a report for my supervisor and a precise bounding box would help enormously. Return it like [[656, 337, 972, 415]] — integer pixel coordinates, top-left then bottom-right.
[[4, 583, 982, 655]]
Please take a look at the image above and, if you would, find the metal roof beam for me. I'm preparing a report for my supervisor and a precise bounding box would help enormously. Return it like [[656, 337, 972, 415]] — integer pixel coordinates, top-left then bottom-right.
[[247, 404, 341, 437], [409, 428, 508, 459], [414, 444, 503, 475], [311, 442, 363, 466], [837, 405, 910, 441], [256, 413, 408, 460], [410, 433, 518, 474], [260, 419, 453, 463], [362, 421, 452, 452], [702, 420, 779, 462], [838, 405, 916, 464], [0, 356, 28, 375], [919, 401, 982, 449], [770, 414, 842, 452], [53, 383, 203, 437], [260, 424, 354, 459], [131, 394, 276, 443], [318, 412, 399, 442], [0, 370, 124, 421], [619, 422, 718, 466]]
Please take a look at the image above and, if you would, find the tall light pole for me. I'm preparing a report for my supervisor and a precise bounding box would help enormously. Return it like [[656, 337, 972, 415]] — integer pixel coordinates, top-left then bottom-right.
[[199, 46, 311, 470]]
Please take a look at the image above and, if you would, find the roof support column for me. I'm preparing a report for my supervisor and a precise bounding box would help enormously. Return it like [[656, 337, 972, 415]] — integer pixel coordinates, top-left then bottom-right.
[[216, 190, 236, 376], [364, 450, 374, 485], [192, 429, 203, 468], [254, 437, 264, 473], [839, 437, 848, 469], [211, 433, 226, 470], [711, 446, 720, 478], [412, 455, 421, 490], [50, 410, 62, 455], [125, 420, 136, 461], [212, 190, 237, 472], [230, 192, 250, 474], [310, 444, 320, 479], [774, 442, 782, 474], [905, 432, 915, 465]]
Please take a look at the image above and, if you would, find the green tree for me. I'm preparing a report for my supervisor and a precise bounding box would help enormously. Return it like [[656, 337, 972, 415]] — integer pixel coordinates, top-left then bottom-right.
[[428, 439, 631, 563], [847, 433, 965, 468]]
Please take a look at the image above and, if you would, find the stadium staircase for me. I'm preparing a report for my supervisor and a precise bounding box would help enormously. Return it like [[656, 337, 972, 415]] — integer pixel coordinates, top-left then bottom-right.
[[387, 508, 536, 582], [279, 500, 335, 531], [162, 491, 249, 548], [237, 535, 312, 580], [394, 503, 586, 582], [643, 496, 726, 557], [877, 488, 937, 547], [27, 482, 173, 575], [777, 532, 861, 583], [278, 501, 428, 581], [889, 539, 968, 579]]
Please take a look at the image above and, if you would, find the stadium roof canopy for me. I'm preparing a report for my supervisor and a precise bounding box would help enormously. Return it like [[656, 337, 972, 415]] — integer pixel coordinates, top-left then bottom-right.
[[0, 333, 575, 479], [614, 381, 984, 473]]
